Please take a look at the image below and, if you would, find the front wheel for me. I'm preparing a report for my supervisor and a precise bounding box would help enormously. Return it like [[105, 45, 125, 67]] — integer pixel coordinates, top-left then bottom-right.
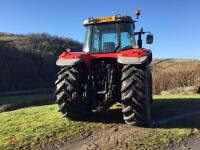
[[121, 65, 151, 127]]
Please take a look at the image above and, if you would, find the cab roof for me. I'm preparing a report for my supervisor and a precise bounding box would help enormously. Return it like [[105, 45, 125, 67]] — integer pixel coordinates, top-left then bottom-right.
[[83, 15, 134, 26]]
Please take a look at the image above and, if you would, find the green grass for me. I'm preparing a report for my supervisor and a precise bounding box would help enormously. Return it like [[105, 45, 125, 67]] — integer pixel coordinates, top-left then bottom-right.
[[153, 94, 200, 116], [152, 59, 200, 69], [137, 126, 199, 149], [154, 94, 200, 99], [136, 94, 200, 149], [137, 113, 200, 150], [0, 94, 200, 149], [0, 105, 108, 149], [0, 35, 19, 40]]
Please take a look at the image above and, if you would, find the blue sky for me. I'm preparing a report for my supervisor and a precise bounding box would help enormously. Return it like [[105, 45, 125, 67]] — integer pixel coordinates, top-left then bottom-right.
[[0, 0, 200, 59]]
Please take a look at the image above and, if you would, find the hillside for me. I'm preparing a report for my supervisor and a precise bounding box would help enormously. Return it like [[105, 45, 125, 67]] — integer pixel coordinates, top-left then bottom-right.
[[0, 33, 82, 92], [0, 33, 199, 99], [152, 59, 200, 94]]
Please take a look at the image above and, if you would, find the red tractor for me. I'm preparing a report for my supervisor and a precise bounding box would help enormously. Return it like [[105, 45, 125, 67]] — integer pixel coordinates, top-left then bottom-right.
[[55, 10, 153, 127]]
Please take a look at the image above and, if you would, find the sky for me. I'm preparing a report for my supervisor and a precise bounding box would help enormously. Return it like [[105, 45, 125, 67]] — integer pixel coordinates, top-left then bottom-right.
[[0, 0, 200, 59]]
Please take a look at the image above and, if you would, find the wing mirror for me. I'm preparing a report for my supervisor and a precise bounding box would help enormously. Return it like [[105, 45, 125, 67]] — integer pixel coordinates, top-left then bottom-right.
[[146, 34, 153, 44]]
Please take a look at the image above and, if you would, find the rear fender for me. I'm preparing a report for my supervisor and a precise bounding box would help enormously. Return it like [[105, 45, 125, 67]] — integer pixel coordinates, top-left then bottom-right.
[[56, 58, 81, 66], [56, 52, 90, 67], [117, 49, 152, 65]]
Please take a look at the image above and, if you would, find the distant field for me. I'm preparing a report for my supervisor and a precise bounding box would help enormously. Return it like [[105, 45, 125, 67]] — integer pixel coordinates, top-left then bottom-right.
[[152, 59, 200, 69], [0, 94, 200, 149], [154, 94, 200, 99], [152, 59, 200, 94], [0, 93, 54, 105], [0, 92, 54, 112], [152, 94, 200, 120], [0, 35, 20, 40]]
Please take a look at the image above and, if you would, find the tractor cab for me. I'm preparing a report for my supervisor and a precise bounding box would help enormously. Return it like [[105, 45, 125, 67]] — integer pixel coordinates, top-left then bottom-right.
[[83, 11, 153, 54]]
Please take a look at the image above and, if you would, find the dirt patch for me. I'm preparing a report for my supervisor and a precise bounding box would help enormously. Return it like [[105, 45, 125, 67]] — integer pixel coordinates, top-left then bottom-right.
[[42, 124, 148, 150], [29, 97, 200, 150], [41, 121, 200, 150], [41, 106, 200, 150], [167, 135, 200, 150]]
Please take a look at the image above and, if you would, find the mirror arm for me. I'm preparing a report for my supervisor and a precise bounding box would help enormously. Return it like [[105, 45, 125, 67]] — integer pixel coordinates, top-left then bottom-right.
[[134, 29, 152, 48]]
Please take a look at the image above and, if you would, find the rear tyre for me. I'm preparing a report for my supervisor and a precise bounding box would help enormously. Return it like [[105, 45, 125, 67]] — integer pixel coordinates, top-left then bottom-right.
[[121, 65, 151, 127], [55, 63, 91, 120], [149, 71, 153, 103]]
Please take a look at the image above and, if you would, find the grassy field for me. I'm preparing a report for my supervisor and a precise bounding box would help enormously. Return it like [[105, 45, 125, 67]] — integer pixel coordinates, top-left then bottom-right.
[[0, 94, 200, 149], [154, 94, 200, 99], [0, 93, 54, 112], [152, 60, 200, 94], [152, 59, 200, 68], [0, 93, 54, 105], [0, 35, 20, 40], [153, 94, 200, 117], [0, 105, 108, 149]]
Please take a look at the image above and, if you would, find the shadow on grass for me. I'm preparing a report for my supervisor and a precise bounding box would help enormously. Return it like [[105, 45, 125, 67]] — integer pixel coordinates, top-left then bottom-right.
[[0, 101, 54, 113], [0, 93, 54, 112], [87, 108, 124, 124], [152, 98, 200, 129], [83, 98, 200, 128]]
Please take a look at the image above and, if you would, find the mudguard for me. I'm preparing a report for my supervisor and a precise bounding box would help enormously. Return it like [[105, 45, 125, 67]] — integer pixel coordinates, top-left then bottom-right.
[[56, 49, 152, 67], [117, 49, 152, 65], [56, 52, 89, 66], [118, 56, 148, 65], [56, 58, 81, 66]]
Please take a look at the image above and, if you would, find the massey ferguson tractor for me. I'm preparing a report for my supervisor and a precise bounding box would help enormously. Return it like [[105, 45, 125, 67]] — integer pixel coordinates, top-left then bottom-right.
[[55, 10, 153, 127]]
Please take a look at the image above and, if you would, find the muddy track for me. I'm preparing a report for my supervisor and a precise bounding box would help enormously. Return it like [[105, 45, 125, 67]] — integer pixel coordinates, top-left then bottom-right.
[[39, 106, 200, 150], [167, 135, 200, 150], [43, 124, 147, 150], [43, 124, 200, 150]]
